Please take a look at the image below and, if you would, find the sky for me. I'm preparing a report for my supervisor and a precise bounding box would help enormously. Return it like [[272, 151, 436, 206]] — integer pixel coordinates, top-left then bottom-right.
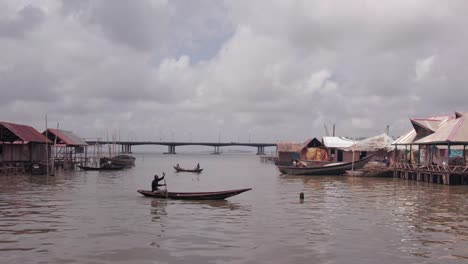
[[1, 0, 467, 143]]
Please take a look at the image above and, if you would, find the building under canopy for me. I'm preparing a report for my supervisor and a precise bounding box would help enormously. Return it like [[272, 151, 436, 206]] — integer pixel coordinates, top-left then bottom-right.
[[322, 136, 359, 162], [343, 133, 394, 152]]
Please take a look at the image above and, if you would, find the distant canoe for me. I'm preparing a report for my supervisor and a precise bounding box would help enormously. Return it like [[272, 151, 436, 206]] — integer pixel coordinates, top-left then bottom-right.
[[78, 165, 124, 171], [174, 166, 203, 173], [276, 155, 374, 176], [137, 188, 252, 200]]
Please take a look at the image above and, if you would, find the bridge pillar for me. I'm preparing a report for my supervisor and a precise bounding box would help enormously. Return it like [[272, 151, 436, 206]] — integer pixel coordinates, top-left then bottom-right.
[[165, 145, 176, 154], [120, 144, 132, 154], [213, 146, 221, 154], [256, 146, 265, 155]]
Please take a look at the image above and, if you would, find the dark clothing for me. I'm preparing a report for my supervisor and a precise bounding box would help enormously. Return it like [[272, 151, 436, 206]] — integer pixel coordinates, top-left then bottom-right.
[[151, 175, 165, 192]]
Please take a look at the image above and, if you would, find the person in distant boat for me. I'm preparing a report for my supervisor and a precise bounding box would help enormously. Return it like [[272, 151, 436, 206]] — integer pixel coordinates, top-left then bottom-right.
[[384, 157, 390, 167], [102, 161, 112, 168], [151, 173, 166, 192], [176, 163, 180, 168], [196, 163, 200, 170]]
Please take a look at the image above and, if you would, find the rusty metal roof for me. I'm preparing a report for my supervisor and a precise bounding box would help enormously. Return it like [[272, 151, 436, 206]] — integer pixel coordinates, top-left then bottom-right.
[[414, 113, 468, 144], [277, 142, 302, 152], [394, 112, 468, 145], [0, 122, 52, 143], [411, 118, 444, 132], [45, 129, 88, 146]]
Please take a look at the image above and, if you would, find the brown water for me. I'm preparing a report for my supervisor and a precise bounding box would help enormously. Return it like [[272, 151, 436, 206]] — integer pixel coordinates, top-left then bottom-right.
[[1, 153, 468, 264]]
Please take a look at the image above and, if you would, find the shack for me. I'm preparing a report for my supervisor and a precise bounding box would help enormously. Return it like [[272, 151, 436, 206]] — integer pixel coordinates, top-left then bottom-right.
[[276, 138, 329, 165], [0, 121, 52, 174], [276, 142, 302, 164], [43, 128, 89, 169], [393, 112, 468, 185], [322, 136, 357, 162]]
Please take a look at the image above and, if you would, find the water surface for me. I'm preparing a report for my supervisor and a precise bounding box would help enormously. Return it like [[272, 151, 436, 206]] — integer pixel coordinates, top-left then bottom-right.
[[1, 153, 467, 263]]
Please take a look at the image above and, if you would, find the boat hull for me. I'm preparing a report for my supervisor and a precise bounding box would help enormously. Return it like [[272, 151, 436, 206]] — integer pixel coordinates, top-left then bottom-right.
[[100, 155, 135, 168], [137, 188, 252, 200], [174, 166, 203, 173], [277, 155, 374, 176], [78, 165, 124, 171]]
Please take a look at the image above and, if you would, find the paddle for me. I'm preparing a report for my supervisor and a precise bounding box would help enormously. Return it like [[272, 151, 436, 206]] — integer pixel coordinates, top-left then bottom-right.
[[163, 172, 168, 199]]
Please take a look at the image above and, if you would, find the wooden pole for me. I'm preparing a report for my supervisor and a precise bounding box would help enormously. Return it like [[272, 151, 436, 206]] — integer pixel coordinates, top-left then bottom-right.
[[163, 174, 168, 199], [45, 115, 49, 177], [51, 123, 59, 176], [464, 145, 466, 166], [447, 143, 451, 166]]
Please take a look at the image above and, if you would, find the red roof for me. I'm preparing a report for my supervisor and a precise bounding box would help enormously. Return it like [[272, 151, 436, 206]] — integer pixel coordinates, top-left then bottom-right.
[[45, 129, 88, 146], [0, 122, 52, 143]]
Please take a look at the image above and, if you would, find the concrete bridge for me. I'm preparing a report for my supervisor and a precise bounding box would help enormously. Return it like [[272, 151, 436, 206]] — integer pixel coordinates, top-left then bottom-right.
[[84, 140, 277, 155]]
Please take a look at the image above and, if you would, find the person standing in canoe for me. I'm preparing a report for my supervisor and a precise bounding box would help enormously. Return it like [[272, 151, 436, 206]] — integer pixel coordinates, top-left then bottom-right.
[[151, 173, 166, 192], [196, 163, 200, 170]]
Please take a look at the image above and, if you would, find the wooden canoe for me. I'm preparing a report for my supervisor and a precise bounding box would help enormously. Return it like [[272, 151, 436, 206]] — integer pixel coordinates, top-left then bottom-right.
[[276, 155, 374, 176], [137, 188, 251, 200], [174, 166, 203, 173], [78, 165, 125, 171]]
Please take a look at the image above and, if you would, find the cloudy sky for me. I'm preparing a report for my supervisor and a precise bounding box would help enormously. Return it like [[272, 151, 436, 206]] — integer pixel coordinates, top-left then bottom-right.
[[1, 0, 467, 143]]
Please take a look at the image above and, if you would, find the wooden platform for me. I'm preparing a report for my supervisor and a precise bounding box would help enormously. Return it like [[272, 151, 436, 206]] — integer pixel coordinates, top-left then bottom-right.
[[394, 163, 468, 185]]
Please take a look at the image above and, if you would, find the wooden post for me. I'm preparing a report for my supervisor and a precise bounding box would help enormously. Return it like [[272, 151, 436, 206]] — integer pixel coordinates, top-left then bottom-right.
[[405, 145, 408, 163], [409, 145, 412, 163], [448, 143, 451, 166], [418, 145, 421, 165], [464, 145, 466, 166]]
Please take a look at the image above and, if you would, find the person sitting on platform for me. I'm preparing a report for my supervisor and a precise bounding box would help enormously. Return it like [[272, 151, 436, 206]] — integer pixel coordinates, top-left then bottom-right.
[[151, 173, 166, 192]]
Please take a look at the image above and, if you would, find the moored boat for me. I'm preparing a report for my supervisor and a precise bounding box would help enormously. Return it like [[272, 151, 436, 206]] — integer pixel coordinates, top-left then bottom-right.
[[100, 155, 135, 168], [78, 165, 125, 171], [137, 188, 252, 200], [276, 155, 374, 176]]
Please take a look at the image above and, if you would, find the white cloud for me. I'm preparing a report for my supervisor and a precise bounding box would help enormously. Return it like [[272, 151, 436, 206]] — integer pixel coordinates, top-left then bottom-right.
[[415, 55, 435, 81]]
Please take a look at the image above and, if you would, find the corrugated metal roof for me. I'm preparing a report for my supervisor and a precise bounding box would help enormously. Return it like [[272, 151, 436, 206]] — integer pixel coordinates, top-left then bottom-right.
[[393, 130, 417, 145], [394, 112, 468, 145], [414, 114, 468, 144], [0, 122, 52, 143], [322, 137, 356, 148], [45, 129, 88, 146], [277, 142, 302, 152], [411, 119, 444, 132]]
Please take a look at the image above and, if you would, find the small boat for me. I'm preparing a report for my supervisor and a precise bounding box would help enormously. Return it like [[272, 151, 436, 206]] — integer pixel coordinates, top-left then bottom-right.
[[137, 188, 252, 200], [276, 155, 374, 176], [174, 166, 203, 173], [78, 165, 125, 171]]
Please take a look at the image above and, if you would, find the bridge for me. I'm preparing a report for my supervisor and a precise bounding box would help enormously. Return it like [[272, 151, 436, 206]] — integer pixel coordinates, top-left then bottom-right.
[[84, 140, 277, 155]]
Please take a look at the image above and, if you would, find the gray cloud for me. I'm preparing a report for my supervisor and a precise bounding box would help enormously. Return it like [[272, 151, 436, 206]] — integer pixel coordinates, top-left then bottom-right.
[[0, 5, 45, 39], [1, 0, 468, 143]]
